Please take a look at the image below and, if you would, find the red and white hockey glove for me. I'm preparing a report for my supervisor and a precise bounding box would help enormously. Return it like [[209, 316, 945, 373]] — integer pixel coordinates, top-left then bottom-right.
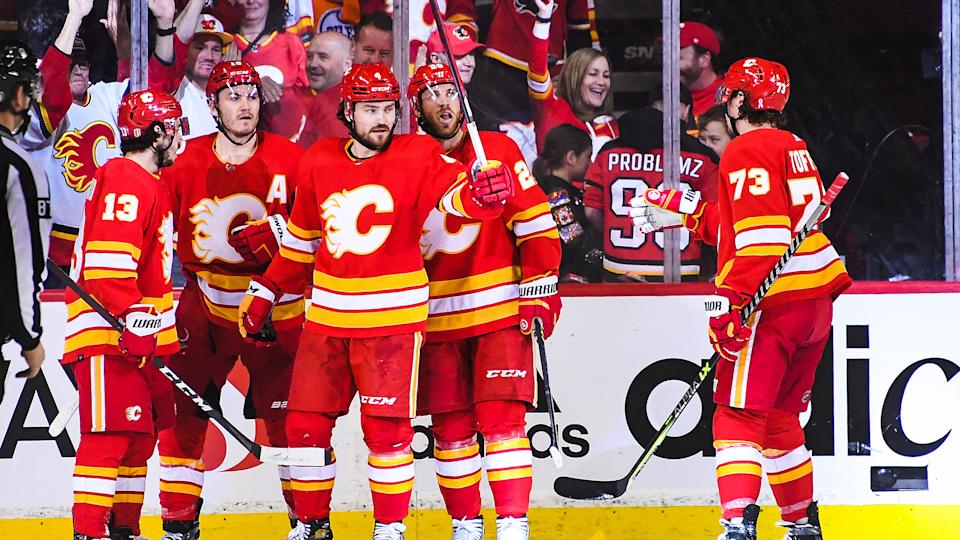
[[519, 275, 562, 339], [238, 275, 280, 343], [469, 159, 515, 207], [229, 214, 287, 266], [118, 304, 162, 367], [706, 287, 752, 362], [629, 188, 703, 233]]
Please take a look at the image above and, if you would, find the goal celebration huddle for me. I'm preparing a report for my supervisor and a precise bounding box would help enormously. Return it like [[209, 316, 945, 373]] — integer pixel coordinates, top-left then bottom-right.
[[0, 4, 851, 538]]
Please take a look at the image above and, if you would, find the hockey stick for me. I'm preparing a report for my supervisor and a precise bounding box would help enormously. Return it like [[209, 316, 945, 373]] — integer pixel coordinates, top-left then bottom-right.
[[47, 260, 331, 467], [553, 172, 850, 500], [48, 392, 78, 437], [425, 0, 488, 166], [533, 319, 563, 468]]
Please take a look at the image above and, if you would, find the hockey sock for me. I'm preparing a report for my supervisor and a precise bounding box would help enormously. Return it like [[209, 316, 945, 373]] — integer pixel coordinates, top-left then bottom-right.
[[477, 401, 532, 518], [432, 409, 482, 519], [714, 405, 766, 520], [111, 433, 155, 534], [286, 410, 337, 522], [362, 414, 415, 524], [763, 409, 813, 523], [764, 447, 814, 522], [158, 414, 207, 521], [73, 432, 129, 537], [265, 418, 297, 520]]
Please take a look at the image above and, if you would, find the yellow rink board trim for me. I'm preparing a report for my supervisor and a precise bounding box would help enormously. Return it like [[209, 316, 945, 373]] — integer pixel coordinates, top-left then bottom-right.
[[1, 505, 958, 539]]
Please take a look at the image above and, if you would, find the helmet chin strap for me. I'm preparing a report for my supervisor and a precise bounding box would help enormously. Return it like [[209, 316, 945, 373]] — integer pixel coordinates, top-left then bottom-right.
[[215, 115, 258, 146], [152, 133, 175, 169], [11, 99, 33, 136], [725, 93, 744, 138]]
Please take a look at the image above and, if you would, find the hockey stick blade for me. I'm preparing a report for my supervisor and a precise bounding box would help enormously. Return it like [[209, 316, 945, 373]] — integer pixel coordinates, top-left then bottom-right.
[[553, 475, 628, 501], [553, 173, 850, 501], [255, 446, 331, 467], [48, 393, 79, 437]]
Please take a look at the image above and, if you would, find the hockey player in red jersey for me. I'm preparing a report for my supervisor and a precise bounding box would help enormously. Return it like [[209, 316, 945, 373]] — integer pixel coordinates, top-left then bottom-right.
[[409, 63, 561, 540], [64, 90, 186, 540], [156, 61, 305, 540], [237, 63, 514, 540], [632, 58, 850, 540]]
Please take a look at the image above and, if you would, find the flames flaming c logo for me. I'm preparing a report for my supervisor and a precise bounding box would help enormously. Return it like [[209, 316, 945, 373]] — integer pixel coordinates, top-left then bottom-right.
[[53, 122, 118, 193]]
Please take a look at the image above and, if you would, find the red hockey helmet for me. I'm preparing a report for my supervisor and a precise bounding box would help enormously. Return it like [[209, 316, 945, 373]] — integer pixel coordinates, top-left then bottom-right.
[[117, 90, 186, 139], [718, 57, 790, 112], [206, 60, 262, 99], [407, 63, 456, 103], [341, 63, 400, 104]]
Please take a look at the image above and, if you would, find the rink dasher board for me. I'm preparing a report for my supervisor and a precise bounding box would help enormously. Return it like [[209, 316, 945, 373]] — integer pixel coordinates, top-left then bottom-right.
[[1, 289, 958, 517]]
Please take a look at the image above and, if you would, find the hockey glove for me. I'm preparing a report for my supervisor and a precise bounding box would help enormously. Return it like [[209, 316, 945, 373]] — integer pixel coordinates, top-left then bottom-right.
[[628, 188, 703, 233], [706, 287, 752, 362], [229, 214, 287, 266], [118, 304, 162, 367], [469, 159, 515, 207], [519, 275, 562, 339], [238, 275, 280, 343]]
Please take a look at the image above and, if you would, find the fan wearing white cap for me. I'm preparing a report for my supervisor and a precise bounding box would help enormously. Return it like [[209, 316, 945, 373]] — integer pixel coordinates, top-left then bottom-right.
[[154, 0, 234, 139]]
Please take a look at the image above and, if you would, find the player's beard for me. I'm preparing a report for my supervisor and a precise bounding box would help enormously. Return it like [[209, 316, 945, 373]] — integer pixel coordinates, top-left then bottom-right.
[[222, 116, 258, 142], [353, 124, 395, 152], [421, 106, 462, 141]]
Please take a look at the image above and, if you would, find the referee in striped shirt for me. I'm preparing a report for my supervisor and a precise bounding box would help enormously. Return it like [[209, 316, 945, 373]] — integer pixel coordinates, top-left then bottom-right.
[[1, 40, 50, 386]]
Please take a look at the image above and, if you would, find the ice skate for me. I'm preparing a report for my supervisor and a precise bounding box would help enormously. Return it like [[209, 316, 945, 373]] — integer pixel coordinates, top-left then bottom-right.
[[160, 518, 199, 540], [717, 504, 760, 540], [110, 526, 150, 540], [372, 521, 406, 540], [495, 515, 529, 540], [778, 501, 824, 539], [451, 516, 484, 540], [286, 518, 333, 540]]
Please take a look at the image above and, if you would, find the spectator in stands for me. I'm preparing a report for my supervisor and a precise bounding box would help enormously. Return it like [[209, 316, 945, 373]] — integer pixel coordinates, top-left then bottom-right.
[[354, 11, 392, 65], [679, 21, 723, 120], [528, 0, 617, 160], [470, 0, 598, 152], [534, 124, 603, 283], [153, 0, 233, 139], [282, 31, 352, 147], [308, 31, 353, 91], [649, 83, 694, 126], [67, 38, 92, 104], [233, 0, 308, 102], [21, 0, 178, 270], [697, 104, 734, 158], [426, 22, 482, 85], [584, 107, 718, 282]]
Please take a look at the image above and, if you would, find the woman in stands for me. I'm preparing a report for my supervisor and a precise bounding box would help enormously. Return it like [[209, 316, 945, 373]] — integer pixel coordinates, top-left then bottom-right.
[[231, 0, 308, 95], [527, 0, 619, 159]]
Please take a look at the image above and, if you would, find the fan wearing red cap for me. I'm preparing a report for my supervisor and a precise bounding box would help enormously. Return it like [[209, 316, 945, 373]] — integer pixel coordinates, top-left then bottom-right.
[[679, 20, 724, 119], [409, 62, 561, 540], [235, 61, 513, 539], [64, 89, 184, 539], [629, 57, 850, 540], [426, 22, 484, 85], [157, 56, 306, 539]]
